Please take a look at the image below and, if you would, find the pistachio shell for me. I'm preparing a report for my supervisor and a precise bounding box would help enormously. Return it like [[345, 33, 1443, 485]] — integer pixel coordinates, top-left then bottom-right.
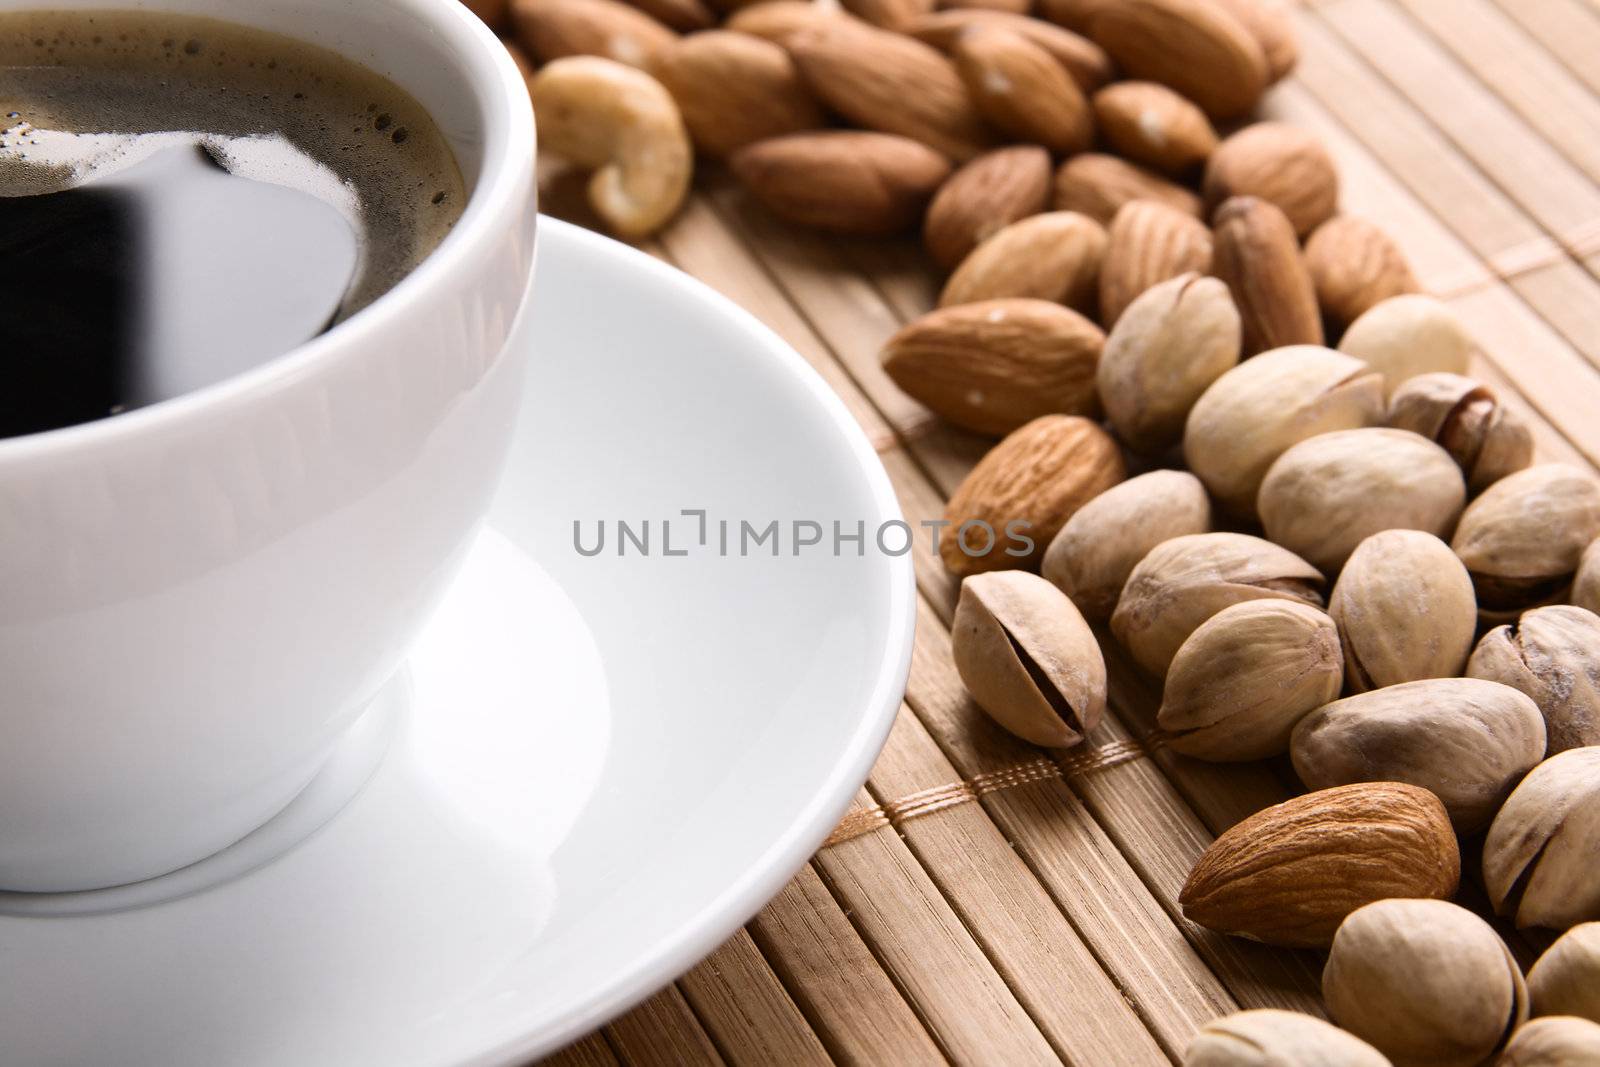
[[951, 571, 1106, 747], [1500, 1017, 1600, 1067], [1452, 464, 1600, 620], [1468, 606, 1600, 754], [1324, 899, 1528, 1067], [1338, 294, 1474, 398], [1330, 530, 1476, 691], [1183, 345, 1384, 516], [1158, 600, 1342, 761], [1111, 532, 1325, 677], [1484, 747, 1600, 929], [1098, 273, 1241, 453], [1386, 372, 1534, 493], [1041, 469, 1212, 621], [1529, 923, 1600, 1025], [1184, 1010, 1392, 1067], [1290, 678, 1546, 832], [1258, 428, 1466, 574]]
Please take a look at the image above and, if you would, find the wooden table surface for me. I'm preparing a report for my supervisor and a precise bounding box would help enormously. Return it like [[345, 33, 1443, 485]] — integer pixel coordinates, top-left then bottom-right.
[[534, 1, 1600, 1062]]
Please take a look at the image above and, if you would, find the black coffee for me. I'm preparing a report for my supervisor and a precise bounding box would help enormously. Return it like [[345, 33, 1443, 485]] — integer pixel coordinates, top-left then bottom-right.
[[0, 10, 467, 439]]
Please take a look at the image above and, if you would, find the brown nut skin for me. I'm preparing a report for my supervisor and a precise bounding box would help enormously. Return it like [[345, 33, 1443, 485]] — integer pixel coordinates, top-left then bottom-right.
[[1179, 782, 1460, 949], [1468, 606, 1600, 754], [1098, 273, 1240, 454], [1290, 677, 1546, 833], [1501, 1017, 1600, 1067], [952, 571, 1106, 747], [1257, 428, 1467, 575], [1305, 215, 1420, 330], [731, 131, 951, 236], [1098, 199, 1215, 329], [1183, 1010, 1393, 1067], [651, 31, 823, 159], [942, 415, 1125, 576], [940, 211, 1107, 313], [1203, 122, 1339, 238], [1529, 924, 1600, 1025], [1184, 346, 1385, 517], [1331, 530, 1476, 692], [513, 0, 678, 68], [1042, 469, 1211, 622], [1339, 294, 1473, 398], [1091, 81, 1219, 176], [1158, 600, 1343, 762], [1452, 464, 1600, 621], [907, 10, 1114, 92], [1088, 0, 1268, 120], [923, 145, 1052, 271], [954, 28, 1094, 156], [1484, 747, 1600, 930], [1324, 898, 1529, 1067], [1111, 532, 1325, 678], [1387, 372, 1535, 494], [1211, 196, 1324, 357], [1052, 152, 1203, 225], [1573, 539, 1600, 617]]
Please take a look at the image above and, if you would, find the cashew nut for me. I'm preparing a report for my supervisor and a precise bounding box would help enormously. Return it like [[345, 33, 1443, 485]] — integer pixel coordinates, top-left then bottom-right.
[[530, 56, 692, 239]]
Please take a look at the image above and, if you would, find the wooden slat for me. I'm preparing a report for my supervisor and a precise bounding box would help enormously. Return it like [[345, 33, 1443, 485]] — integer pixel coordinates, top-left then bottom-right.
[[537, 1033, 621, 1067], [604, 986, 726, 1067], [1491, 0, 1600, 100], [677, 931, 833, 1067]]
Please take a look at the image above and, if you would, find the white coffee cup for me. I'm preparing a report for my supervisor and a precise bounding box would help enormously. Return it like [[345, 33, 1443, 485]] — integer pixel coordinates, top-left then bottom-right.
[[0, 0, 537, 891]]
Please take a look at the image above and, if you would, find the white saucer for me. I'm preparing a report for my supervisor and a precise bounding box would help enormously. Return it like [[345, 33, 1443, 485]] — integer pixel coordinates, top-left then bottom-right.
[[0, 218, 915, 1066]]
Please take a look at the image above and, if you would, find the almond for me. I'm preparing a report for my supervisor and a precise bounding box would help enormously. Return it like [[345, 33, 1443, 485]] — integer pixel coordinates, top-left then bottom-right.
[[924, 145, 1052, 269], [907, 10, 1112, 91], [621, 0, 715, 30], [952, 28, 1093, 156], [1036, 0, 1103, 34], [1180, 782, 1460, 948], [511, 0, 678, 68], [839, 0, 934, 31], [1211, 196, 1322, 356], [730, 130, 952, 234], [1089, 0, 1268, 120], [941, 211, 1107, 312], [941, 0, 1032, 14], [1091, 81, 1218, 176], [942, 415, 1126, 575], [724, 0, 845, 45], [882, 299, 1105, 436], [786, 20, 993, 161], [1099, 199, 1213, 327], [1210, 0, 1297, 83], [1204, 122, 1339, 238], [652, 31, 823, 158], [1304, 216, 1419, 329], [1053, 153, 1202, 226], [463, 0, 512, 31]]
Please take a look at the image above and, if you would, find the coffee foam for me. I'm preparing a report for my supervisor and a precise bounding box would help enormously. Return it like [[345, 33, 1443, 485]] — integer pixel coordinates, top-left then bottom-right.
[[0, 9, 466, 318]]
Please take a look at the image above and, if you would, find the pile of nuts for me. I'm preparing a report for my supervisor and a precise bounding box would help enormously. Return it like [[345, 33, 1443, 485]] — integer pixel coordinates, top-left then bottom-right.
[[460, 0, 1600, 1060]]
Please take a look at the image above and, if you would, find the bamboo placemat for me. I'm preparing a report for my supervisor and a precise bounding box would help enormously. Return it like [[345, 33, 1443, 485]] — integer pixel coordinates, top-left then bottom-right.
[[534, 1, 1600, 1062]]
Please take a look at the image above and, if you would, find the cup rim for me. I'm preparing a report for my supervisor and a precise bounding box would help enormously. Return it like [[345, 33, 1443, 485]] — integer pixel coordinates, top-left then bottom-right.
[[0, 0, 535, 464]]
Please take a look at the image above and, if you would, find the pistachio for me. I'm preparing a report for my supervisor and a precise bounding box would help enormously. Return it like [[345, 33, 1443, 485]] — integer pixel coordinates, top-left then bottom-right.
[[1097, 273, 1241, 454], [1324, 899, 1528, 1067], [1041, 469, 1211, 621], [1183, 1010, 1392, 1067], [1337, 294, 1474, 397], [1183, 345, 1384, 516], [1258, 428, 1466, 574], [1501, 1017, 1600, 1067], [1484, 747, 1600, 929], [1528, 923, 1600, 1024], [1329, 530, 1476, 691], [1571, 538, 1600, 617], [1158, 600, 1342, 761], [1386, 372, 1534, 493], [951, 571, 1106, 747], [1111, 532, 1325, 677], [1468, 605, 1600, 754], [1290, 678, 1546, 832], [1452, 465, 1600, 621]]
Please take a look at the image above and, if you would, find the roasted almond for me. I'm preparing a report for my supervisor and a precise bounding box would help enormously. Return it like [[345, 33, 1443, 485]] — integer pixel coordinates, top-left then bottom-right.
[[730, 130, 952, 234], [786, 19, 993, 160], [724, 0, 846, 45], [1211, 196, 1323, 356], [954, 28, 1094, 156], [839, 0, 932, 31], [940, 210, 1107, 312], [1088, 0, 1268, 119], [621, 0, 715, 31], [652, 31, 823, 158], [942, 415, 1125, 575], [907, 9, 1112, 91], [512, 0, 678, 68], [1210, 0, 1297, 83], [1179, 782, 1460, 948], [1203, 122, 1339, 238], [882, 298, 1104, 436], [924, 145, 1052, 269], [1099, 199, 1213, 327], [1036, 0, 1102, 34], [1053, 153, 1203, 225], [1091, 81, 1218, 176], [1305, 215, 1420, 329]]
